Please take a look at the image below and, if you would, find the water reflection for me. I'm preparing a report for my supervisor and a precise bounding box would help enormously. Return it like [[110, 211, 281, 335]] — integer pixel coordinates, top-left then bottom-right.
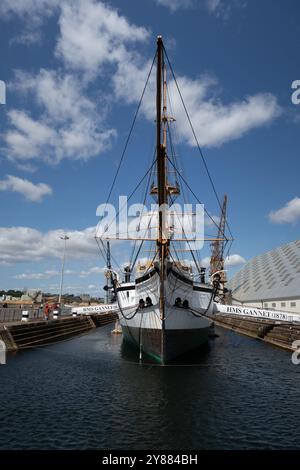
[[0, 325, 299, 450]]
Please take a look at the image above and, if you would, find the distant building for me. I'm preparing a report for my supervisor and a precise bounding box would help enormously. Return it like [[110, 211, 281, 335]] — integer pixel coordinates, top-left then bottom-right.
[[228, 239, 300, 314], [0, 295, 14, 301], [21, 289, 42, 303], [80, 294, 91, 302]]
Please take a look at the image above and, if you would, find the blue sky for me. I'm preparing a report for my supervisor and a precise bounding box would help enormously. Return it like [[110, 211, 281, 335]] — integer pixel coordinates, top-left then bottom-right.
[[0, 0, 300, 296]]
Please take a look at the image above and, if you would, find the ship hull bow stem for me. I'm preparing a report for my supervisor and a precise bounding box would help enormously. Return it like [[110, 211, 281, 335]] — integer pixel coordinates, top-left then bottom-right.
[[116, 267, 213, 363], [122, 324, 211, 364]]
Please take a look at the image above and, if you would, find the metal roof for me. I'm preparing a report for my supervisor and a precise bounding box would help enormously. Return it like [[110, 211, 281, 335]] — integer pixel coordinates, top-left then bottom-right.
[[228, 239, 300, 302]]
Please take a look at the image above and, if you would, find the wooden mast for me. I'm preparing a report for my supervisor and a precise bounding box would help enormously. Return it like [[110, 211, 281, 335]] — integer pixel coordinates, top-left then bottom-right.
[[156, 36, 167, 228], [156, 35, 167, 363]]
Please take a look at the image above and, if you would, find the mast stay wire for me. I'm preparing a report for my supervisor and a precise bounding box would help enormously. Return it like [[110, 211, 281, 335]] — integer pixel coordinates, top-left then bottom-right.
[[163, 45, 234, 243], [168, 129, 203, 270], [166, 154, 226, 236], [97, 44, 233, 274], [166, 80, 203, 269], [101, 50, 157, 220], [99, 54, 160, 276], [166, 77, 226, 269], [95, 159, 157, 276], [96, 152, 159, 278], [166, 153, 230, 269], [129, 145, 157, 270], [168, 197, 202, 275], [95, 51, 157, 274]]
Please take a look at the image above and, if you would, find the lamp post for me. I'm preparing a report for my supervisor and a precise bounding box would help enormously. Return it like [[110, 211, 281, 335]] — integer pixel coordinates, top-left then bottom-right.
[[58, 235, 69, 306]]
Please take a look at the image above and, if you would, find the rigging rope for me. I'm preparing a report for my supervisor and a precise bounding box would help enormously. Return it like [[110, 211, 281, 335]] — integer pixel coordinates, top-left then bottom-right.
[[163, 45, 234, 242], [112, 277, 140, 321], [96, 158, 157, 241], [102, 51, 157, 215], [129, 148, 157, 270], [96, 42, 234, 300], [166, 154, 225, 236]]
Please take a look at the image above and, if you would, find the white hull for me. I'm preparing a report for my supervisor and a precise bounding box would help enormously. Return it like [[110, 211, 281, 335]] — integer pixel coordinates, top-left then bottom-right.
[[116, 265, 213, 363]]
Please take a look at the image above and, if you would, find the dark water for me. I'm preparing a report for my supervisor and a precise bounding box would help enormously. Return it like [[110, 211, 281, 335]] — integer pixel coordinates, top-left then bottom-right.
[[1, 325, 300, 450]]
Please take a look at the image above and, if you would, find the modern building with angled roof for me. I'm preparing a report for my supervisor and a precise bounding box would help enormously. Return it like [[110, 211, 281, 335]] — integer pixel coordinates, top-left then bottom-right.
[[228, 239, 300, 314]]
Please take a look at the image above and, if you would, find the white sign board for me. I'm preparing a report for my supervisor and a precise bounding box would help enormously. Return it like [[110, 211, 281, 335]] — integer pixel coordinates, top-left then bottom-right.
[[71, 303, 118, 315], [214, 304, 300, 323]]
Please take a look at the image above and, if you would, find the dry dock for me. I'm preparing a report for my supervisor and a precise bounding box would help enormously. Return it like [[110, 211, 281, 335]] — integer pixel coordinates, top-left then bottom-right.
[[0, 312, 118, 352], [213, 314, 300, 351]]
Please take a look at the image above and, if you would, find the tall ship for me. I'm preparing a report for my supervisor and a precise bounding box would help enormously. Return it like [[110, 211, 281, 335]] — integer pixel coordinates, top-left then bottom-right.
[[96, 36, 230, 364]]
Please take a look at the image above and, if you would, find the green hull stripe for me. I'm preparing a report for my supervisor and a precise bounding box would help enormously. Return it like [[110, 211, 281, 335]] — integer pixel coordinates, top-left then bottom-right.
[[122, 333, 162, 363]]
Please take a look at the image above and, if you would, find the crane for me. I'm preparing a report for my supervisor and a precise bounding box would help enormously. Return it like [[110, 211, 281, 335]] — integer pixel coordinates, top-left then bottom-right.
[[210, 194, 228, 300]]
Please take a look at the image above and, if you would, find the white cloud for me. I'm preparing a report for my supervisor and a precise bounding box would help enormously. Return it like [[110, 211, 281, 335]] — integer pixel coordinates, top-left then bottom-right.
[[0, 226, 100, 264], [5, 70, 116, 164], [0, 0, 59, 18], [268, 197, 300, 224], [206, 0, 247, 19], [3, 1, 148, 165], [1, 0, 149, 54], [5, 109, 56, 162], [41, 283, 102, 294], [155, 0, 246, 18], [13, 268, 102, 281], [1, 0, 278, 161], [206, 0, 229, 18], [3, 1, 146, 165], [64, 269, 75, 275], [56, 0, 149, 76], [9, 30, 43, 46], [205, 214, 220, 228], [155, 0, 193, 12], [201, 253, 245, 268], [112, 57, 155, 115], [114, 63, 281, 148], [201, 257, 211, 268], [0, 175, 52, 202], [0, 0, 60, 44], [206, 0, 222, 12], [14, 270, 59, 280], [154, 0, 246, 18], [224, 254, 246, 267], [79, 266, 104, 277], [167, 78, 281, 148], [13, 69, 94, 123], [87, 284, 97, 290]]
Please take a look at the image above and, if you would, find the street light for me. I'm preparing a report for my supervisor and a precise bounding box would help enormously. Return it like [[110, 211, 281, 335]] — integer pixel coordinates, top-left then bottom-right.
[[58, 235, 69, 306]]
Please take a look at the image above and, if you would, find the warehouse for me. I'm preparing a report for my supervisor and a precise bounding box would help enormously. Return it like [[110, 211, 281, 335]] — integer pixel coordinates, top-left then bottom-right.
[[228, 239, 300, 314]]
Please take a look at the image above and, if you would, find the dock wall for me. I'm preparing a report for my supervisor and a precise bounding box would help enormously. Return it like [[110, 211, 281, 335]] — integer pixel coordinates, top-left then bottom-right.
[[213, 314, 300, 351], [1, 312, 118, 352]]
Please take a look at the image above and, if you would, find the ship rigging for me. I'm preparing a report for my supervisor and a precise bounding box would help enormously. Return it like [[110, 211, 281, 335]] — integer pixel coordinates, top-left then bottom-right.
[[95, 36, 233, 363]]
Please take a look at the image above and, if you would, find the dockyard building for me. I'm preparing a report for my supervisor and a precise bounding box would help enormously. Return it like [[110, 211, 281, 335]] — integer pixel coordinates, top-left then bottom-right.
[[228, 239, 300, 314]]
